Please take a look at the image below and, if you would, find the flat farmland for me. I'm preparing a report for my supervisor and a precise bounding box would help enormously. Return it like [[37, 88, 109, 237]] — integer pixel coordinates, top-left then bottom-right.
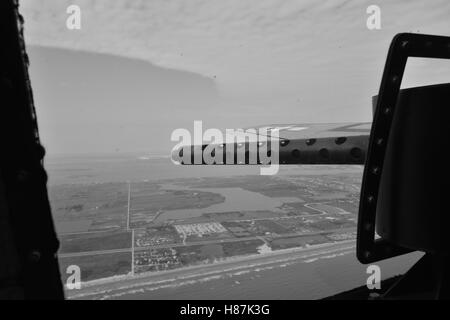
[[59, 231, 132, 254]]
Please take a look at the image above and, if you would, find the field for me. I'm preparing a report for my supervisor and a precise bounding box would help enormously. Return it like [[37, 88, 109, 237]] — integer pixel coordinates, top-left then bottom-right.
[[59, 252, 131, 283], [50, 167, 363, 283], [60, 231, 132, 253], [270, 235, 329, 250]]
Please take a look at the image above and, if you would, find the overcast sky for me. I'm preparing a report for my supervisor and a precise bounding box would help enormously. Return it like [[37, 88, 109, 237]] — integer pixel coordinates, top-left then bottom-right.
[[21, 0, 450, 154]]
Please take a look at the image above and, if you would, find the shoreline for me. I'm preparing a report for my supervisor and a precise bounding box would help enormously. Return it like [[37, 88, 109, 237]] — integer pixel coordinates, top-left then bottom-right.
[[66, 239, 356, 299]]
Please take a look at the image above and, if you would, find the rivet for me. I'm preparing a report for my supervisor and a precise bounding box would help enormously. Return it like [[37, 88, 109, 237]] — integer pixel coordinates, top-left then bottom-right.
[[367, 195, 375, 204], [36, 144, 46, 160], [401, 40, 409, 50], [280, 139, 290, 147], [368, 293, 381, 300], [29, 250, 41, 263], [371, 166, 380, 175], [376, 138, 384, 146]]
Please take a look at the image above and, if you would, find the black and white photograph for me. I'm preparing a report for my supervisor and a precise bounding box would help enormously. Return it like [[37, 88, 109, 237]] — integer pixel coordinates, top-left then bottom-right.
[[1, 0, 450, 308]]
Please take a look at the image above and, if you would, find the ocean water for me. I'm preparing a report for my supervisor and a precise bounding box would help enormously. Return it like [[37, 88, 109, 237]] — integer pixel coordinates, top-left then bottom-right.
[[114, 251, 422, 300], [45, 153, 260, 185], [44, 153, 363, 186]]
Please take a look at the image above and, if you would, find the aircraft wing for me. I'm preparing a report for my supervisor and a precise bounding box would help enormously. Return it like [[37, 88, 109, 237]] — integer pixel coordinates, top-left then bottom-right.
[[173, 122, 371, 165]]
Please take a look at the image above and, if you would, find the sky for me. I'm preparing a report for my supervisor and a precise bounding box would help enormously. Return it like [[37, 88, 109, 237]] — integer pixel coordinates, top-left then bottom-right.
[[20, 0, 450, 154]]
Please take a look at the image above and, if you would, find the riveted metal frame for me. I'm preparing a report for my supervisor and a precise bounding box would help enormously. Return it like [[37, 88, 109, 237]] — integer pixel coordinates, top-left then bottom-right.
[[0, 0, 65, 298], [357, 33, 450, 264]]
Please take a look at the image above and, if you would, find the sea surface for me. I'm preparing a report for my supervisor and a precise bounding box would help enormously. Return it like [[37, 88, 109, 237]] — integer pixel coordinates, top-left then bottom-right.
[[118, 250, 421, 300], [70, 243, 422, 300], [45, 152, 362, 186]]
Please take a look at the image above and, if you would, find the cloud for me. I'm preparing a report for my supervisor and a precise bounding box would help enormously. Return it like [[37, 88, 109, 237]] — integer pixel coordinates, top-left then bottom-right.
[[20, 0, 450, 123]]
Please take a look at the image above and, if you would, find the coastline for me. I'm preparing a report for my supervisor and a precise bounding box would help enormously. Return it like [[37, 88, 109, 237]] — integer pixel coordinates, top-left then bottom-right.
[[66, 240, 356, 299]]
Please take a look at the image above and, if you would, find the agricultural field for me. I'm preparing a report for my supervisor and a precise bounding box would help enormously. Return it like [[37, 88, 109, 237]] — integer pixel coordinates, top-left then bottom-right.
[[52, 168, 363, 282]]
